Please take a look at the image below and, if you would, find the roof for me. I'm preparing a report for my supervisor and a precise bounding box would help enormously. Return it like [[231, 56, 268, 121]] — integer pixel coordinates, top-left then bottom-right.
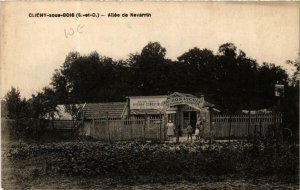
[[203, 101, 214, 108], [128, 95, 168, 99], [242, 109, 272, 114], [169, 92, 198, 98], [130, 109, 163, 115], [82, 102, 127, 119]]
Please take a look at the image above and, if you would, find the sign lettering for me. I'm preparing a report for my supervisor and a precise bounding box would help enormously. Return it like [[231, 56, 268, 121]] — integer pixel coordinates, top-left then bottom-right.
[[130, 97, 166, 109], [163, 97, 204, 108]]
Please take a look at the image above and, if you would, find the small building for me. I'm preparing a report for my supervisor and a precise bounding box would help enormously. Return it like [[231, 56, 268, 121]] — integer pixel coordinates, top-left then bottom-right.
[[82, 102, 129, 120], [128, 92, 215, 134], [80, 102, 128, 136], [60, 92, 215, 138]]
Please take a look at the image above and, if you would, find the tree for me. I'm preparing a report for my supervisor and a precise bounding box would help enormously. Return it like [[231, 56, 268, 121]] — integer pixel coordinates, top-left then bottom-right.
[[282, 59, 299, 141], [4, 87, 28, 119], [286, 59, 299, 86], [64, 104, 85, 132], [177, 47, 217, 97], [48, 42, 293, 116], [51, 51, 121, 103], [140, 42, 166, 60], [257, 63, 289, 109], [214, 43, 261, 112], [28, 87, 58, 119], [218, 43, 237, 58], [129, 42, 171, 95]]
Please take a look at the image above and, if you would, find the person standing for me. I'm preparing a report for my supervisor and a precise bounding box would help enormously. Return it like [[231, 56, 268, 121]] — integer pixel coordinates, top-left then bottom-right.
[[166, 120, 175, 141], [195, 126, 200, 140], [187, 123, 193, 142], [199, 121, 204, 140], [210, 121, 215, 143]]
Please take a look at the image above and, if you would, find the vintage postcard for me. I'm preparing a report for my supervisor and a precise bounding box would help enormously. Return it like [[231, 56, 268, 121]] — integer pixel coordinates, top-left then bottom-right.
[[1, 2, 299, 189]]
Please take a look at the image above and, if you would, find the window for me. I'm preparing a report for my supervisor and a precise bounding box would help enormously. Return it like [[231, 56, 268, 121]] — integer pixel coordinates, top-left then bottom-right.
[[167, 113, 175, 123]]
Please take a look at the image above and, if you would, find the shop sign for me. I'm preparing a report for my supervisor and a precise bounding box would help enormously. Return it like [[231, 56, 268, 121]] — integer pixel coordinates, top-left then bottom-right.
[[163, 97, 204, 108], [130, 97, 166, 109], [275, 84, 284, 97]]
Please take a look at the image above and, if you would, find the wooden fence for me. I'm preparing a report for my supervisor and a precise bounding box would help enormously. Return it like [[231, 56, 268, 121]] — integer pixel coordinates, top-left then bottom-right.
[[2, 113, 283, 140], [212, 114, 282, 138], [47, 120, 75, 130], [89, 117, 165, 141]]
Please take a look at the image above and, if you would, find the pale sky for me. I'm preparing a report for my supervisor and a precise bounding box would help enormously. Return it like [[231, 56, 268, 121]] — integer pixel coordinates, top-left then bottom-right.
[[1, 2, 299, 99]]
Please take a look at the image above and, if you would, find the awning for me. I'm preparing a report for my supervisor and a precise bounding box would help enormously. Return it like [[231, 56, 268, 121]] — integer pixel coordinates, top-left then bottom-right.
[[212, 108, 221, 112], [166, 110, 176, 114], [130, 109, 163, 115]]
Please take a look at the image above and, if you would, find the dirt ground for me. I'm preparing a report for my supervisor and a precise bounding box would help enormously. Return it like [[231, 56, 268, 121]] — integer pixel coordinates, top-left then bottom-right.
[[2, 167, 299, 190], [1, 136, 299, 190], [1, 158, 299, 190], [2, 155, 298, 189]]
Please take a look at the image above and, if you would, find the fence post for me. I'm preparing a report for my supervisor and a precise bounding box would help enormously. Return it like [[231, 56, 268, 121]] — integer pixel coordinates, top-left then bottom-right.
[[91, 118, 94, 139], [254, 114, 258, 137], [247, 112, 251, 138], [130, 117, 133, 140], [106, 112, 111, 143], [159, 112, 162, 142], [164, 116, 167, 140], [228, 116, 232, 142], [120, 119, 122, 141], [143, 114, 147, 142], [259, 116, 262, 137]]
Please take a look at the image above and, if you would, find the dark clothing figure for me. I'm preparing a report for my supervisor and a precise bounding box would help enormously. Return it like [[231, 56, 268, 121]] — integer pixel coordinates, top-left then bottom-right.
[[199, 121, 204, 139], [187, 124, 193, 142]]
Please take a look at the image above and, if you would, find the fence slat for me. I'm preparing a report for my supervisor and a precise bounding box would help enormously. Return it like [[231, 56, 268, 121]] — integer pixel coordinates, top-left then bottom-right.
[[212, 114, 282, 138], [89, 118, 165, 141]]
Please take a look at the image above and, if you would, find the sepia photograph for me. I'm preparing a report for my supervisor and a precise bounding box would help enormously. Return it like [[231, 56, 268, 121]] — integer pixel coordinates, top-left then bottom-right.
[[0, 2, 299, 189]]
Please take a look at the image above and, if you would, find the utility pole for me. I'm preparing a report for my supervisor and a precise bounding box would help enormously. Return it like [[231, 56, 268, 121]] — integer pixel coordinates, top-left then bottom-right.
[[275, 82, 284, 143], [275, 83, 284, 113]]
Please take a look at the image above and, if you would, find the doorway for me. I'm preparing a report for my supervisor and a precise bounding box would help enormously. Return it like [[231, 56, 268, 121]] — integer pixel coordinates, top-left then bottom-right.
[[190, 111, 197, 130], [183, 111, 197, 132]]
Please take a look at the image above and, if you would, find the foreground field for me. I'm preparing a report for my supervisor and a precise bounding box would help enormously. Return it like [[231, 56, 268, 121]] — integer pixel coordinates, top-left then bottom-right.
[[2, 140, 299, 189]]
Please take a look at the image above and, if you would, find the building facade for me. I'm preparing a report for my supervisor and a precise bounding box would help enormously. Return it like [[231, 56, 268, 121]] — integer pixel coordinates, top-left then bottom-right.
[[128, 92, 214, 134], [55, 92, 215, 138]]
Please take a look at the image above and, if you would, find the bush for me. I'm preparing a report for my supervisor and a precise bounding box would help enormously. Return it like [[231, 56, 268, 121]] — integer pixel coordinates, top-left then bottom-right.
[[9, 118, 48, 140], [7, 140, 299, 177]]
